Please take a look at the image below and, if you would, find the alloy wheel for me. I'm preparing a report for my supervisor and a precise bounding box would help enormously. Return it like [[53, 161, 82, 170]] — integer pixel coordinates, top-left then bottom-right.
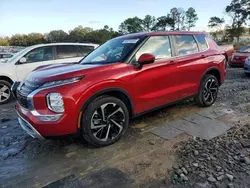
[[0, 84, 10, 103], [90, 103, 125, 142], [203, 78, 218, 104]]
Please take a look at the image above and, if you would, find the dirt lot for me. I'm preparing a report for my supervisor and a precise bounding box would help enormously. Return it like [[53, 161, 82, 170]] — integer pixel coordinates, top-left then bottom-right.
[[0, 68, 250, 188]]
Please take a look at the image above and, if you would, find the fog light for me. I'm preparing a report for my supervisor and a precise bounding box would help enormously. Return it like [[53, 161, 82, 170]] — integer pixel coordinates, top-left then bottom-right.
[[37, 115, 62, 122], [46, 93, 64, 113]]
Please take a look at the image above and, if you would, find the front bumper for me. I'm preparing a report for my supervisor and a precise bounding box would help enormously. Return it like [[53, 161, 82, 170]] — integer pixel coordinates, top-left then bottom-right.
[[17, 110, 44, 140]]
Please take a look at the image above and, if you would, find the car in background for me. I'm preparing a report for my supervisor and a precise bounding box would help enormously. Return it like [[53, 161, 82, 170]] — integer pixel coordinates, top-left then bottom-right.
[[244, 57, 250, 77], [0, 43, 99, 104], [13, 31, 226, 146], [229, 45, 250, 67], [0, 53, 14, 62]]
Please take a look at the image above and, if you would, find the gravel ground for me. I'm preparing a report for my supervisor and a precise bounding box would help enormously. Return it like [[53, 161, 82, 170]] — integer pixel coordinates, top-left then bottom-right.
[[146, 68, 250, 188]]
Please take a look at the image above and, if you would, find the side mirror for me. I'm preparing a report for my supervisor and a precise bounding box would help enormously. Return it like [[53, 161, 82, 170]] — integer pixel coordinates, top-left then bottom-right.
[[19, 57, 27, 64], [135, 53, 155, 68]]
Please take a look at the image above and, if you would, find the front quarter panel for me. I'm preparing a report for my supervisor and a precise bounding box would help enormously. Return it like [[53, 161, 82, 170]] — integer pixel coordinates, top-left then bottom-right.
[[74, 63, 135, 113]]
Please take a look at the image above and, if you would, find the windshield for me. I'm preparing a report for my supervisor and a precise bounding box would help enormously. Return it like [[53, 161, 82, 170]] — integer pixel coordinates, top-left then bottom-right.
[[7, 47, 29, 63], [80, 38, 142, 64], [238, 46, 250, 53]]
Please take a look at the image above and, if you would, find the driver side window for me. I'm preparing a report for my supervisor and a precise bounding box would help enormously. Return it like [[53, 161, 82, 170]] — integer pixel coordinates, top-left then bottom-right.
[[23, 47, 53, 63], [135, 36, 172, 61]]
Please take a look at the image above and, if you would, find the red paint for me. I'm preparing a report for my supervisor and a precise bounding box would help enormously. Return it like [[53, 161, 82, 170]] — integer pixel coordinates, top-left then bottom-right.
[[16, 32, 226, 137], [138, 53, 155, 64], [230, 52, 250, 66]]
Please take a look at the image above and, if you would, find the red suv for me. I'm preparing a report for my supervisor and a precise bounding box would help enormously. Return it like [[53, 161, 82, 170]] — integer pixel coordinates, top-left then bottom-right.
[[13, 32, 226, 146]]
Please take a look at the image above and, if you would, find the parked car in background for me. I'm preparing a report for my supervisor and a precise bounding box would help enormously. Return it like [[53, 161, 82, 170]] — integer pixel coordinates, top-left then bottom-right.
[[244, 57, 250, 77], [13, 31, 226, 146], [229, 45, 250, 67], [0, 43, 99, 104], [0, 53, 14, 62]]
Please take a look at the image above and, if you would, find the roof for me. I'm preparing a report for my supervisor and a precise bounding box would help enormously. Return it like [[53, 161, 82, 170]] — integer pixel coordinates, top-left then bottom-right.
[[116, 31, 207, 39], [30, 42, 99, 48]]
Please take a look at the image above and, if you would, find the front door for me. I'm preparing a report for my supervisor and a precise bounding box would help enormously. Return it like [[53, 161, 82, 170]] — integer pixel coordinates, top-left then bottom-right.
[[130, 35, 181, 113], [15, 46, 54, 81]]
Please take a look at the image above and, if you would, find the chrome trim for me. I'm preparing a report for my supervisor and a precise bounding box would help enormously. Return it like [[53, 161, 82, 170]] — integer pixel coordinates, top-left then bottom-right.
[[18, 103, 63, 122], [30, 109, 63, 121], [16, 110, 44, 140]]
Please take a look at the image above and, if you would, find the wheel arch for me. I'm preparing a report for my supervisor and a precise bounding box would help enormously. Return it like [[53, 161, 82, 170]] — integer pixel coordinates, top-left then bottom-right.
[[202, 67, 221, 85], [0, 76, 14, 85], [80, 88, 135, 118]]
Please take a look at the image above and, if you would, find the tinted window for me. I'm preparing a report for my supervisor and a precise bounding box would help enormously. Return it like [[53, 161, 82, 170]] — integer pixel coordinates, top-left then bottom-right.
[[174, 35, 198, 56], [56, 45, 77, 59], [24, 47, 53, 63], [78, 46, 95, 57], [136, 36, 172, 60], [195, 34, 208, 51], [2, 54, 13, 58]]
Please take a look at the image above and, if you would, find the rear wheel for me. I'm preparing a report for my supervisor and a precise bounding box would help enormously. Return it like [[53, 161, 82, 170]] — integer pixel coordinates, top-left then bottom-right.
[[81, 96, 129, 147], [196, 74, 219, 107], [0, 80, 12, 105]]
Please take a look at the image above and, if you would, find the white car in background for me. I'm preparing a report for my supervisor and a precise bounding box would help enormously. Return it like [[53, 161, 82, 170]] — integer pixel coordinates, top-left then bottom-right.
[[0, 43, 99, 104]]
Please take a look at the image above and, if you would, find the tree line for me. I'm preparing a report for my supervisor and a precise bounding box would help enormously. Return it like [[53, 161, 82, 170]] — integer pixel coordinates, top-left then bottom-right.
[[208, 0, 250, 42], [0, 0, 249, 47]]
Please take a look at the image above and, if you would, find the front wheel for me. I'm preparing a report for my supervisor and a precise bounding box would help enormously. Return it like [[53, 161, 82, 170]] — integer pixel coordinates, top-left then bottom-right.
[[196, 74, 219, 107], [81, 96, 129, 147], [0, 80, 13, 105]]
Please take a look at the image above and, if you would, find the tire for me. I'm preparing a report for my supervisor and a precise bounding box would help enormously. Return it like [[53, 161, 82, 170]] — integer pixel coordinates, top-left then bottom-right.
[[81, 95, 129, 147], [0, 80, 13, 105], [195, 74, 219, 107]]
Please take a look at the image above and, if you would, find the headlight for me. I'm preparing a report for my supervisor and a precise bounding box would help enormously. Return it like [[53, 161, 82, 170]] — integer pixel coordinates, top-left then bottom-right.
[[46, 93, 64, 113], [41, 76, 83, 88]]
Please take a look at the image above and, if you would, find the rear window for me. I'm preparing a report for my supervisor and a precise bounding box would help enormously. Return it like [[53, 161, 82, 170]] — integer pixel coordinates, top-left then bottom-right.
[[195, 34, 208, 51], [174, 35, 199, 56], [78, 45, 95, 57], [56, 45, 78, 59]]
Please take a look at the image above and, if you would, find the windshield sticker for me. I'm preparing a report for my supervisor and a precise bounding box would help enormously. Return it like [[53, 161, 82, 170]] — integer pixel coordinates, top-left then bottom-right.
[[122, 39, 139, 44]]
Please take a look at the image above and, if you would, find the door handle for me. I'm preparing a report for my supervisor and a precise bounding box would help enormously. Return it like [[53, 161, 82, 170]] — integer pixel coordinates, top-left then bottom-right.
[[200, 54, 207, 58], [168, 60, 177, 65]]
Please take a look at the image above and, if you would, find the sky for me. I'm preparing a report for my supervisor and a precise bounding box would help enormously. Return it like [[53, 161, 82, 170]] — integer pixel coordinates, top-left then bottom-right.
[[0, 0, 232, 37]]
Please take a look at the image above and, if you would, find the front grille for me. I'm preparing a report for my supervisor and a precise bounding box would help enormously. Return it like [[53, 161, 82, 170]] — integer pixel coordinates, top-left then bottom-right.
[[16, 80, 43, 109], [17, 91, 29, 108]]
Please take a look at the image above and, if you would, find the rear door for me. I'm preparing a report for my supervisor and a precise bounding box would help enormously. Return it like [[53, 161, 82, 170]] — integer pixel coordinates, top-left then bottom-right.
[[54, 45, 81, 64], [171, 34, 208, 96], [15, 46, 54, 81]]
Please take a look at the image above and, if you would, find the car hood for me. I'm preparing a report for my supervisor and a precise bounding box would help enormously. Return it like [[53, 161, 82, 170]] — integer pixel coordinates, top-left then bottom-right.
[[26, 63, 104, 83]]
